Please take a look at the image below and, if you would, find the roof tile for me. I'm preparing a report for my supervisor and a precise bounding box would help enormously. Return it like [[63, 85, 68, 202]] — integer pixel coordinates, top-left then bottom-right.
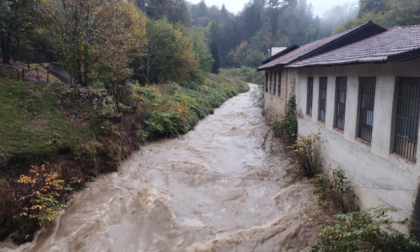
[[288, 25, 420, 67]]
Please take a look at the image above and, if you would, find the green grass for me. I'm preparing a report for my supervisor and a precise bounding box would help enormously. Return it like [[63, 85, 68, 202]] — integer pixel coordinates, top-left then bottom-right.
[[0, 77, 98, 160], [134, 73, 249, 141]]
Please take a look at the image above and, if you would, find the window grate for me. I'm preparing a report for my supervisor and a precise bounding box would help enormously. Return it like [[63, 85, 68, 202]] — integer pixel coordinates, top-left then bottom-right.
[[278, 72, 281, 96], [265, 73, 268, 92], [335, 77, 347, 131], [358, 77, 376, 143], [318, 77, 327, 122], [273, 70, 277, 95], [306, 77, 314, 116], [394, 77, 420, 163]]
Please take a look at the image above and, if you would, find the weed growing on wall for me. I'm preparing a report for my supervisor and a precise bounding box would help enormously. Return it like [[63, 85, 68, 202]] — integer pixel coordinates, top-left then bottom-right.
[[305, 208, 420, 252], [311, 169, 358, 213], [262, 95, 299, 148], [286, 134, 321, 179]]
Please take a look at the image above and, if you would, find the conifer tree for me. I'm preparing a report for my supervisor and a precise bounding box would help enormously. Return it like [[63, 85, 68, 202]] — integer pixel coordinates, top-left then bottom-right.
[[210, 41, 220, 74]]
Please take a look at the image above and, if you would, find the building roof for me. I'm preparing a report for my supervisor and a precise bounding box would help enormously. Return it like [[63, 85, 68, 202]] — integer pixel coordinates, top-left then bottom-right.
[[288, 25, 420, 67], [257, 22, 387, 71]]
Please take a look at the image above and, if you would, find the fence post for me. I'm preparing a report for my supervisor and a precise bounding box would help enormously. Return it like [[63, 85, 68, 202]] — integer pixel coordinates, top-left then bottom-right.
[[47, 67, 50, 83], [22, 69, 25, 80]]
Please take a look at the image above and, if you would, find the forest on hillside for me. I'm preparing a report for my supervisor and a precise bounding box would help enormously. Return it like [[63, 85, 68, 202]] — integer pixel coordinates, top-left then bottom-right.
[[1, 0, 420, 87]]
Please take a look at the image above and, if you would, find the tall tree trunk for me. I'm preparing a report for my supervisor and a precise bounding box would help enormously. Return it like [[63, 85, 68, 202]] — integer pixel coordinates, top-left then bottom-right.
[[1, 36, 10, 65]]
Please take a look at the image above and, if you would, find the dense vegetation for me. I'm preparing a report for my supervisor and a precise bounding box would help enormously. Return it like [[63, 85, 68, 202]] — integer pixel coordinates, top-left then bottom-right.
[[335, 0, 420, 33]]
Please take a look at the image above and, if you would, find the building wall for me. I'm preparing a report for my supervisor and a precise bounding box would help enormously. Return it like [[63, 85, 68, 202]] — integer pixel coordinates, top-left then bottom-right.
[[263, 68, 297, 121], [294, 58, 420, 223]]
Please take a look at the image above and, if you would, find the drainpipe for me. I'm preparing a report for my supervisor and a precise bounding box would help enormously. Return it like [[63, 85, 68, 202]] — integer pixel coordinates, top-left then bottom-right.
[[285, 69, 288, 115]]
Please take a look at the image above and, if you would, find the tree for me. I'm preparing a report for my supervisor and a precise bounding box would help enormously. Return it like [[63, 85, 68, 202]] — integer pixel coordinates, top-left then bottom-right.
[[210, 41, 220, 74], [133, 18, 197, 85], [44, 0, 147, 90], [0, 0, 42, 64]]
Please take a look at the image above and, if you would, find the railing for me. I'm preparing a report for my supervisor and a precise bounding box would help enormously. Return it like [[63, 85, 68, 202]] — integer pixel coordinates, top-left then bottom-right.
[[0, 64, 52, 84]]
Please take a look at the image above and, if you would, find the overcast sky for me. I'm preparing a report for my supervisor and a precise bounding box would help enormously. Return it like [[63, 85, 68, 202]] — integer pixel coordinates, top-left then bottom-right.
[[188, 0, 356, 17]]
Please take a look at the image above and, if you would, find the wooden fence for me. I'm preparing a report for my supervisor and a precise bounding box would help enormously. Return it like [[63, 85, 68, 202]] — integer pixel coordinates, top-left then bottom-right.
[[0, 64, 51, 84]]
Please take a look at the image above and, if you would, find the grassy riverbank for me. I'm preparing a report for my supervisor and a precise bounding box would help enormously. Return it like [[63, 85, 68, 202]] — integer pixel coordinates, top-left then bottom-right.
[[0, 74, 248, 243]]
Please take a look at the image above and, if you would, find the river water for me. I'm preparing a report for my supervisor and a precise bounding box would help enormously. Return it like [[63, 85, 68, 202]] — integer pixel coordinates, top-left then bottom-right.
[[1, 84, 320, 252]]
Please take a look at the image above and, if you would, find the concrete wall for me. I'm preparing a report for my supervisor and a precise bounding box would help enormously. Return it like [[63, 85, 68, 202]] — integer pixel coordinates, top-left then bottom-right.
[[264, 68, 297, 121], [49, 63, 74, 84], [294, 58, 420, 223]]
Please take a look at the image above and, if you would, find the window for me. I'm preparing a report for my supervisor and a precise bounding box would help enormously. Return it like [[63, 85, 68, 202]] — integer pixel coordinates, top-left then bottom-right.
[[269, 71, 273, 93], [306, 77, 314, 116], [334, 77, 347, 131], [278, 71, 282, 96], [393, 77, 420, 163], [265, 72, 268, 92], [273, 70, 277, 95], [318, 77, 327, 122], [358, 77, 376, 143]]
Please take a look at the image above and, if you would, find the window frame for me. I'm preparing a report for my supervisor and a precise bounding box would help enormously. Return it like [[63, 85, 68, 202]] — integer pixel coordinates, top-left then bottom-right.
[[277, 70, 282, 96], [318, 77, 328, 122], [265, 72, 269, 92], [334, 77, 347, 131], [357, 77, 376, 143], [306, 77, 314, 116], [393, 77, 420, 163], [273, 70, 277, 95]]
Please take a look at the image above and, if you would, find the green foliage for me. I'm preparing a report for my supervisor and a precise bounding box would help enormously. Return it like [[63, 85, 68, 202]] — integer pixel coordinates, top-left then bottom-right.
[[311, 169, 358, 213], [281, 95, 299, 145], [0, 0, 42, 64], [210, 41, 220, 74], [334, 0, 420, 33], [0, 77, 101, 161], [306, 208, 420, 252], [286, 134, 321, 179], [220, 67, 265, 85], [132, 18, 197, 85], [133, 73, 249, 141], [44, 0, 147, 89]]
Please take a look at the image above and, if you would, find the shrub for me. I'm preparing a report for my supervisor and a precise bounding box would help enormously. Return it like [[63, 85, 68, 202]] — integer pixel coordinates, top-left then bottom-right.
[[306, 208, 420, 252], [262, 95, 298, 148], [286, 134, 321, 179], [311, 169, 358, 213], [17, 163, 72, 228]]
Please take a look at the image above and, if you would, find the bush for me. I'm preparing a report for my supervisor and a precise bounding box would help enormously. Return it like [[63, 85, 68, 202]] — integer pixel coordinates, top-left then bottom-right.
[[17, 163, 73, 228], [306, 208, 420, 252], [311, 169, 358, 213], [286, 134, 321, 179]]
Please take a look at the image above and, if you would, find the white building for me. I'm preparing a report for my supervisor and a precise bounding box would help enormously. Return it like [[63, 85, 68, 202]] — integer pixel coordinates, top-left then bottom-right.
[[258, 23, 420, 230]]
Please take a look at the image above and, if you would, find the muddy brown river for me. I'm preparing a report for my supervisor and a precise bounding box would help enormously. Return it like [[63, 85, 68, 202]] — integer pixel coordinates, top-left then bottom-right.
[[1, 85, 319, 252]]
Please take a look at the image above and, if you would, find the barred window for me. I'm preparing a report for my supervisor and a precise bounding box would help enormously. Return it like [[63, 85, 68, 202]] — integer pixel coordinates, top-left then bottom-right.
[[358, 77, 376, 143], [306, 77, 314, 116], [335, 77, 347, 131], [265, 72, 268, 92], [318, 77, 327, 122], [278, 71, 282, 96], [273, 70, 277, 95], [394, 77, 420, 163]]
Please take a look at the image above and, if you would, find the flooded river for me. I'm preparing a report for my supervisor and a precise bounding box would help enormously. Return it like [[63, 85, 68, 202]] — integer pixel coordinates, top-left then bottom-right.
[[1, 85, 319, 252]]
